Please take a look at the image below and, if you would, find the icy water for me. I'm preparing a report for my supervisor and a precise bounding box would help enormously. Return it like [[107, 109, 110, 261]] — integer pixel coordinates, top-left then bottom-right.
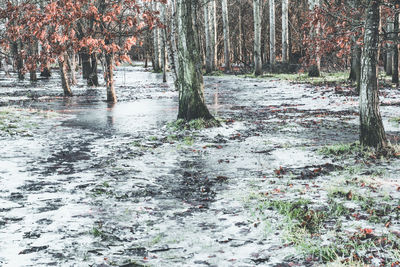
[[1, 66, 400, 266]]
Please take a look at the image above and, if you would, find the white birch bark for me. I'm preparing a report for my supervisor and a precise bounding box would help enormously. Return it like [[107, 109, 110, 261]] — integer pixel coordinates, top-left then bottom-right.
[[269, 0, 276, 65], [253, 0, 262, 75], [221, 0, 230, 71], [282, 0, 289, 63]]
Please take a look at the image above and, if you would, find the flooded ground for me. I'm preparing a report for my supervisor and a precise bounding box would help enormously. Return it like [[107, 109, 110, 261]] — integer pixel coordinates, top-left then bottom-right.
[[0, 65, 400, 266]]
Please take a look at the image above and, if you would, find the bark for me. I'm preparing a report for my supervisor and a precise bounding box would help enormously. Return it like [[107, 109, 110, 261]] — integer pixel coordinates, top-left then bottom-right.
[[153, 2, 161, 72], [282, 0, 289, 63], [238, 5, 243, 63], [144, 53, 148, 68], [87, 53, 99, 87], [386, 19, 394, 76], [355, 45, 362, 93], [269, 0, 276, 65], [12, 42, 24, 80], [67, 51, 77, 85], [350, 43, 362, 93], [160, 2, 167, 83], [308, 0, 320, 77], [81, 51, 91, 79], [212, 0, 217, 69], [253, 0, 262, 76], [40, 66, 51, 78], [221, 0, 231, 72], [359, 1, 387, 149], [29, 69, 37, 82], [393, 12, 399, 84], [166, 0, 179, 87], [59, 53, 73, 97], [29, 41, 38, 82], [105, 52, 117, 103], [204, 0, 213, 73], [176, 0, 213, 121]]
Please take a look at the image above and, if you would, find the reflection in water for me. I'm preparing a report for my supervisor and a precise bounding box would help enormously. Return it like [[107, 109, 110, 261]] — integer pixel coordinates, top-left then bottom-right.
[[107, 102, 116, 128], [211, 85, 220, 116]]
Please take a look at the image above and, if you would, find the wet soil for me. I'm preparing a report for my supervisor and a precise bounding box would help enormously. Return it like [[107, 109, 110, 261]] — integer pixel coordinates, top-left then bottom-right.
[[0, 66, 400, 266]]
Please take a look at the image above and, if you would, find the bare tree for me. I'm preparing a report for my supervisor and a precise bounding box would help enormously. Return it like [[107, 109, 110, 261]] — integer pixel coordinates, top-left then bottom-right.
[[221, 0, 230, 71], [359, 0, 387, 149], [253, 0, 262, 76]]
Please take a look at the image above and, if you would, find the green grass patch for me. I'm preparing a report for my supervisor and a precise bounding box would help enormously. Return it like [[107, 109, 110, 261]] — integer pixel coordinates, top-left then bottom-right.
[[167, 118, 219, 131], [389, 117, 400, 124], [319, 142, 360, 156]]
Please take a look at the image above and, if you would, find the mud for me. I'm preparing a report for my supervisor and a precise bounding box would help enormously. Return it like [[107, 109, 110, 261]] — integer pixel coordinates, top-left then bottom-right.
[[0, 66, 400, 266]]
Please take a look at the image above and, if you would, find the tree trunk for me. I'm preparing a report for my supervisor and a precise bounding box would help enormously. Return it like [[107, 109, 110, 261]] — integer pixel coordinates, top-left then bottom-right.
[[105, 52, 117, 103], [160, 2, 167, 83], [238, 5, 243, 63], [355, 45, 362, 94], [204, 0, 213, 74], [221, 0, 231, 72], [386, 19, 394, 76], [176, 0, 213, 121], [88, 53, 99, 86], [67, 51, 77, 85], [40, 66, 51, 78], [153, 2, 161, 72], [29, 41, 38, 82], [166, 0, 179, 87], [359, 1, 387, 149], [393, 12, 399, 84], [253, 0, 262, 76], [282, 0, 289, 63], [12, 42, 24, 80], [212, 0, 217, 70], [308, 0, 321, 77], [349, 44, 357, 81], [269, 0, 276, 65], [59, 53, 73, 97], [81, 51, 91, 79]]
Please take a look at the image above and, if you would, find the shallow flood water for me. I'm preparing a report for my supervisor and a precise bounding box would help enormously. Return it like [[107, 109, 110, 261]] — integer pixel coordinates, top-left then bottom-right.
[[1, 66, 400, 266]]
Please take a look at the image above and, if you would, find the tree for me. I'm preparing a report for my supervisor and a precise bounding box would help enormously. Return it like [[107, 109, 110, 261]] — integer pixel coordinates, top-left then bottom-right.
[[221, 0, 230, 72], [176, 0, 214, 121], [59, 52, 73, 96], [165, 0, 179, 86], [386, 19, 393, 75], [269, 0, 276, 65], [253, 0, 262, 76], [359, 0, 387, 149], [152, 1, 161, 72], [204, 0, 213, 74], [282, 0, 289, 63], [307, 0, 321, 77], [392, 11, 399, 84]]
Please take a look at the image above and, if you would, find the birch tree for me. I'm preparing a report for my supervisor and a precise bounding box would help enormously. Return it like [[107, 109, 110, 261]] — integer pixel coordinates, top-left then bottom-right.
[[212, 0, 217, 69], [221, 0, 230, 71], [204, 0, 213, 73], [281, 0, 289, 63], [253, 0, 262, 76], [153, 2, 161, 72], [269, 0, 276, 65], [166, 0, 179, 86]]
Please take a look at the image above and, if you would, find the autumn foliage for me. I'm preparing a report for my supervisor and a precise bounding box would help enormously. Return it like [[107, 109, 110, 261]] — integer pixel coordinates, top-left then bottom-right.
[[0, 0, 164, 75]]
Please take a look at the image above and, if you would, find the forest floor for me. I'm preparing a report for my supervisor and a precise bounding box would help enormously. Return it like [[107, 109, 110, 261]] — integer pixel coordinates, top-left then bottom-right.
[[0, 65, 400, 266]]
